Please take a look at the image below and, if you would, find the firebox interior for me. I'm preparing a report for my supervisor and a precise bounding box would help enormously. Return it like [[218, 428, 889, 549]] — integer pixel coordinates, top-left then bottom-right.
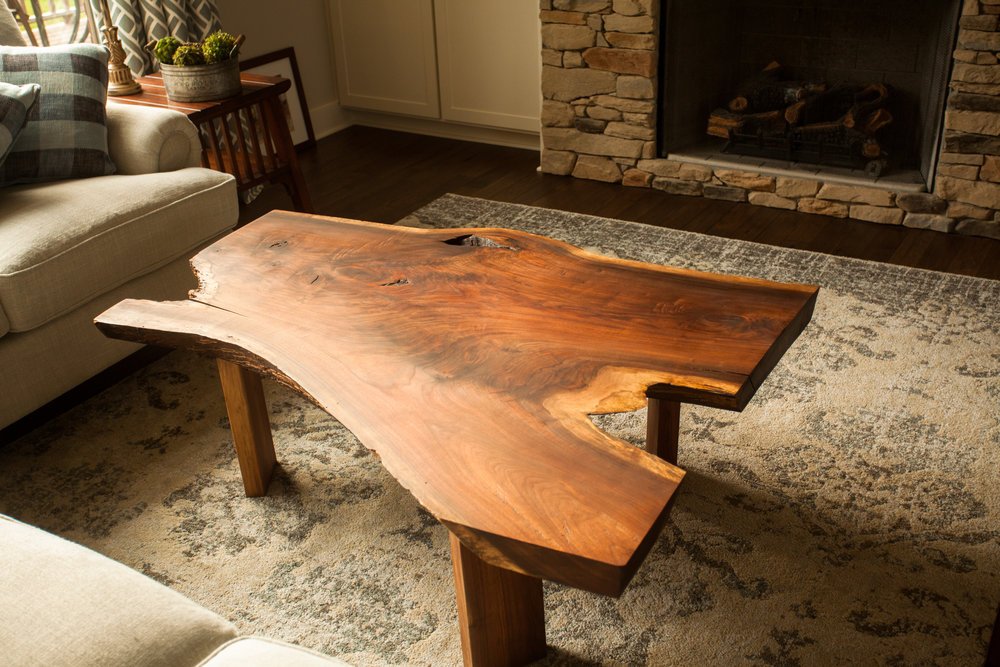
[[659, 0, 962, 188]]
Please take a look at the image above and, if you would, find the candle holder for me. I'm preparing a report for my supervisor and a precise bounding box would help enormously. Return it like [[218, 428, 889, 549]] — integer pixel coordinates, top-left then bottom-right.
[[97, 0, 142, 96]]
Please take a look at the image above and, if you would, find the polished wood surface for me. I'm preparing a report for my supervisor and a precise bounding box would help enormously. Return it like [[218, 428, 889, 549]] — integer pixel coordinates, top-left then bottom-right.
[[111, 72, 289, 118], [96, 209, 816, 596], [451, 533, 546, 667], [216, 359, 277, 497]]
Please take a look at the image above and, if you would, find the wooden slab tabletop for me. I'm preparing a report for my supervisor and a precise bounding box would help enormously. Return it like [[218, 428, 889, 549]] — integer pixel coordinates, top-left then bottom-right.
[[95, 210, 818, 596]]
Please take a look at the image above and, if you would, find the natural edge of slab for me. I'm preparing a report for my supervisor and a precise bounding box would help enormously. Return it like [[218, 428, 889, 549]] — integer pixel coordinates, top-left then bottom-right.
[[445, 485, 679, 597]]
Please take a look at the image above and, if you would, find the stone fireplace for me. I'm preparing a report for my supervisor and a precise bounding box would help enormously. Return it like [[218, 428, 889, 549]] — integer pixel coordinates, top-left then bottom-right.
[[539, 0, 1000, 239]]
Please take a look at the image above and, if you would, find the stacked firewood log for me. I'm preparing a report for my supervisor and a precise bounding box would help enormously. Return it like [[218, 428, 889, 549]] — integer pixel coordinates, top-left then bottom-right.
[[707, 62, 893, 173]]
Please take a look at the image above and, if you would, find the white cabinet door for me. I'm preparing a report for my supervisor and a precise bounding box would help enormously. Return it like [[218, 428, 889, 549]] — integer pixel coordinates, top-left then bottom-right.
[[329, 0, 440, 118], [433, 0, 541, 132]]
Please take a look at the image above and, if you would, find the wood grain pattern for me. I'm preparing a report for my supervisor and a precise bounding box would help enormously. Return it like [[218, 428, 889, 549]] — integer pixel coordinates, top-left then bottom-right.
[[95, 210, 817, 596], [216, 358, 277, 497], [451, 533, 546, 667], [110, 72, 290, 116]]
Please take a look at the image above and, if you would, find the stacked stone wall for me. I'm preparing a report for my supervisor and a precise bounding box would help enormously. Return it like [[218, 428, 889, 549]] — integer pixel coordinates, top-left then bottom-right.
[[538, 0, 1000, 240]]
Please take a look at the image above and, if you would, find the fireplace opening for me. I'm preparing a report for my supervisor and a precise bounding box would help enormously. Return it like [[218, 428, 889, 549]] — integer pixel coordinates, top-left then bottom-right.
[[658, 0, 962, 190]]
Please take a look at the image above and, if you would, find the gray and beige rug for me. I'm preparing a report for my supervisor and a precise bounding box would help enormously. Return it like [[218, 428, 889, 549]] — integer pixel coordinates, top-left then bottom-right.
[[2, 194, 998, 665]]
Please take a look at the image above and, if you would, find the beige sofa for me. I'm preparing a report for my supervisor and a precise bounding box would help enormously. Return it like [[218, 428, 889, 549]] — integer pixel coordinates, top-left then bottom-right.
[[0, 9, 240, 429], [0, 514, 350, 666]]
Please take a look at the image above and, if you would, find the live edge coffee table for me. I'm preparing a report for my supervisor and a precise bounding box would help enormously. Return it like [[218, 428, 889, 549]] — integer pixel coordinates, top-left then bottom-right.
[[95, 210, 818, 667]]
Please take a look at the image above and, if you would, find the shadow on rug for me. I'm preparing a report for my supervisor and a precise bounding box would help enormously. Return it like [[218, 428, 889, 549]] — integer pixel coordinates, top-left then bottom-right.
[[1, 194, 998, 665]]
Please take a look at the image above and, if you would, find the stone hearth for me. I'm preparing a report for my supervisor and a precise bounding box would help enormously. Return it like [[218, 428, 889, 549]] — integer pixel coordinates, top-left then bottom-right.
[[539, 0, 1000, 240]]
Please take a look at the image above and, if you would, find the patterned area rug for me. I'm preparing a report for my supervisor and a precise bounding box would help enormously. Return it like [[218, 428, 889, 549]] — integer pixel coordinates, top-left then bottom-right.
[[2, 194, 998, 665]]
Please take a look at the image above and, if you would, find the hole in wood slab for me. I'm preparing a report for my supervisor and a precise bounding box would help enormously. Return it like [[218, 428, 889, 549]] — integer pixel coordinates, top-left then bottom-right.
[[443, 234, 517, 250], [381, 278, 410, 287], [269, 240, 288, 248]]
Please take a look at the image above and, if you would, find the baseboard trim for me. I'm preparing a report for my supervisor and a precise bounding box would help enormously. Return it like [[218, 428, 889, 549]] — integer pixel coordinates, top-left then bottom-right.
[[332, 107, 540, 150], [311, 100, 353, 140]]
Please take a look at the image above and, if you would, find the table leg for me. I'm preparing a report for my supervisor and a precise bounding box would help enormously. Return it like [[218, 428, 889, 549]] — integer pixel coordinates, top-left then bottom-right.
[[450, 533, 546, 667], [216, 359, 277, 497], [262, 96, 314, 213], [646, 397, 680, 465]]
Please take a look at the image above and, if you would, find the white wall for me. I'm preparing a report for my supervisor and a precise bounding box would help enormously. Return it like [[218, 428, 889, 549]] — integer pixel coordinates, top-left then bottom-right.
[[214, 0, 349, 139], [213, 0, 539, 149]]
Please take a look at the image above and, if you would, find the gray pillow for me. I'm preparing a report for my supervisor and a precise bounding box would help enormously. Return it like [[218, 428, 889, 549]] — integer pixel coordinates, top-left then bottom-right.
[[0, 80, 39, 166], [0, 44, 116, 186]]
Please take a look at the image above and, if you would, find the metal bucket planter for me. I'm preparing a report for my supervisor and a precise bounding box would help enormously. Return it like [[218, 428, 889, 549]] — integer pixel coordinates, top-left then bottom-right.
[[147, 34, 245, 103], [159, 58, 241, 102]]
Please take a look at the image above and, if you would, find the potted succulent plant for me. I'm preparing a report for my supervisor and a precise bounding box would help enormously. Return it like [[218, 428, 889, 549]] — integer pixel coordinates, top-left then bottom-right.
[[148, 31, 245, 102]]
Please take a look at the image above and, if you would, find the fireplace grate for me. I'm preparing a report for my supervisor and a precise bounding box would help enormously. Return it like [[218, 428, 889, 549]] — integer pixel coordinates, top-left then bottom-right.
[[709, 70, 893, 178], [724, 124, 887, 178]]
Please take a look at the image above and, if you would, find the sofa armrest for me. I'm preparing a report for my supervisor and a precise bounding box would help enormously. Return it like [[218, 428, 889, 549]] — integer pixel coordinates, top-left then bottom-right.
[[0, 514, 239, 667], [106, 104, 203, 175]]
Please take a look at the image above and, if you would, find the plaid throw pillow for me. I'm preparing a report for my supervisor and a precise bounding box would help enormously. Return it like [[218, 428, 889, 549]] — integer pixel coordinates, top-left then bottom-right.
[[0, 81, 38, 166], [0, 44, 116, 185]]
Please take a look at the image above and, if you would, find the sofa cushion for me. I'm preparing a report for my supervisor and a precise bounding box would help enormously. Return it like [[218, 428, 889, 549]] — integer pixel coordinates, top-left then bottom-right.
[[0, 80, 38, 165], [0, 254, 206, 428], [0, 167, 237, 332], [199, 638, 352, 667], [0, 44, 116, 185], [0, 6, 25, 47], [0, 514, 239, 667]]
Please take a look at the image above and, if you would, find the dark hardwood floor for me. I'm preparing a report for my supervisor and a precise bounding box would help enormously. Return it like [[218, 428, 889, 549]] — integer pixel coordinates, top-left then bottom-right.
[[243, 125, 1000, 280]]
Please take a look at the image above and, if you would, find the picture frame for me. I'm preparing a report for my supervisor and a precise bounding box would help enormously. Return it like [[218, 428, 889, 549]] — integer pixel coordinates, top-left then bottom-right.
[[240, 47, 316, 150]]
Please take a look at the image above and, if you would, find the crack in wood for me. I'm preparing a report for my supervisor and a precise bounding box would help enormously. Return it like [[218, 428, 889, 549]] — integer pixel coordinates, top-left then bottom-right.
[[381, 278, 410, 287]]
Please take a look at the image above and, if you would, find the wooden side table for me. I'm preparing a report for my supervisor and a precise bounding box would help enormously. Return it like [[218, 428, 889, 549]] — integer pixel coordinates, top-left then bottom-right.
[[109, 72, 313, 213]]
